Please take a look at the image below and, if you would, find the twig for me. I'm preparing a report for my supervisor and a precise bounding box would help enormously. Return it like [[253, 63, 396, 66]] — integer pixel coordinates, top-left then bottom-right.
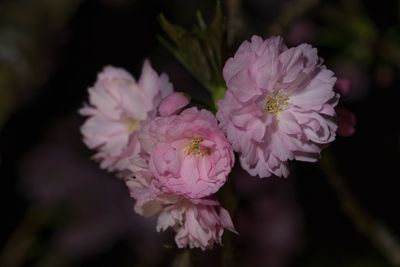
[[171, 249, 192, 267], [225, 0, 247, 46]]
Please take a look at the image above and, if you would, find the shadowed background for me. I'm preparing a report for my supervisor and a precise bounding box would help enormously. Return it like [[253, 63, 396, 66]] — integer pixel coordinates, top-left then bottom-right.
[[0, 0, 399, 266]]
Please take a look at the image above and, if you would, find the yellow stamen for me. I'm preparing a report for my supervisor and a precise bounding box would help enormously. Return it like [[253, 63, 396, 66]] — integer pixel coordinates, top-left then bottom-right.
[[184, 138, 210, 156], [265, 91, 289, 116], [123, 117, 140, 133]]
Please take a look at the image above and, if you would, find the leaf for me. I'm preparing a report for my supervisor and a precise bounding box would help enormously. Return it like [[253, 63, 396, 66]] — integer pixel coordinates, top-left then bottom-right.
[[158, 1, 227, 100], [208, 0, 225, 67], [159, 14, 211, 88]]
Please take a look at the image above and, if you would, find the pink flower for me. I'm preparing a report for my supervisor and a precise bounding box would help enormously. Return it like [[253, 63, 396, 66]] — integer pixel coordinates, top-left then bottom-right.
[[124, 104, 236, 249], [125, 171, 163, 217], [80, 60, 173, 171], [217, 35, 339, 178], [158, 92, 190, 116], [157, 198, 236, 250], [125, 172, 236, 250], [138, 107, 234, 199]]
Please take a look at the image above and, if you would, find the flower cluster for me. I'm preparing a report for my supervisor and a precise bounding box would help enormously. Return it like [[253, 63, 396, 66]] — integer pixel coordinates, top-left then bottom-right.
[[80, 61, 235, 250], [80, 36, 346, 249]]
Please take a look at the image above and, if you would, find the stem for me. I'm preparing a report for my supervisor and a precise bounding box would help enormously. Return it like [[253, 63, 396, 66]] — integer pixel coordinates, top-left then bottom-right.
[[321, 150, 400, 266], [221, 232, 235, 267], [210, 85, 226, 110], [225, 0, 246, 46], [171, 249, 192, 267], [218, 178, 238, 267]]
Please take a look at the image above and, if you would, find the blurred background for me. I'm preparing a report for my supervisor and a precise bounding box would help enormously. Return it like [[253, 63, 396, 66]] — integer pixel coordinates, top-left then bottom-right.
[[0, 0, 399, 266]]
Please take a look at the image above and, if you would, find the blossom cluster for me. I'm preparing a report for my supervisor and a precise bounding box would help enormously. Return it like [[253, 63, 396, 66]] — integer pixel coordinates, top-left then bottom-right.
[[80, 36, 345, 250]]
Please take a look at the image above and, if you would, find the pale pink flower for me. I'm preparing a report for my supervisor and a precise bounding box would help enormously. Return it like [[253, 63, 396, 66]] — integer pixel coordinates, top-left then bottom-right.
[[125, 171, 163, 217], [125, 174, 235, 250], [125, 173, 236, 250], [80, 60, 173, 171], [217, 35, 339, 178], [138, 107, 234, 199], [157, 198, 236, 250]]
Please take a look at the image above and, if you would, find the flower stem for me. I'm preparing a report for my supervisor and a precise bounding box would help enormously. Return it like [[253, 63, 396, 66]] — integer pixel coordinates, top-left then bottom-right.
[[211, 85, 227, 110], [221, 232, 235, 267], [171, 249, 192, 267], [219, 178, 238, 267]]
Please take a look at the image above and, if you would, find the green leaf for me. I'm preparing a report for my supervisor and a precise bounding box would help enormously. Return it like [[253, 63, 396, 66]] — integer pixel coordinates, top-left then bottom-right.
[[158, 1, 227, 107], [208, 0, 225, 67], [159, 14, 211, 88]]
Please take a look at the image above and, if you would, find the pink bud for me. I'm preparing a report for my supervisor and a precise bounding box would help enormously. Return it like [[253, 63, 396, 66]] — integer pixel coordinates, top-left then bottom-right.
[[336, 107, 356, 137], [334, 79, 352, 98], [158, 92, 190, 116]]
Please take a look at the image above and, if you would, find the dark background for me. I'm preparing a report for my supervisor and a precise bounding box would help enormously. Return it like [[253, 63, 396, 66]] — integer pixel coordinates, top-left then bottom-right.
[[0, 0, 399, 266]]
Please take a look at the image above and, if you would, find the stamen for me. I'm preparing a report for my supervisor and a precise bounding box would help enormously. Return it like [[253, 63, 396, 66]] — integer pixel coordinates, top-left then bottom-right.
[[265, 91, 289, 116], [123, 117, 140, 133], [184, 138, 210, 156]]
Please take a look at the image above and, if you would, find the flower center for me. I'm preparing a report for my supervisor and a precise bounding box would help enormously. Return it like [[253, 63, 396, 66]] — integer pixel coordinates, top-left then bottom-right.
[[265, 91, 289, 116], [184, 138, 210, 157], [122, 117, 140, 133]]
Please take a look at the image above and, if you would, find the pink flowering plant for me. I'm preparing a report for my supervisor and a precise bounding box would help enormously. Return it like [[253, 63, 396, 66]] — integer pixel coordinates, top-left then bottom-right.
[[217, 36, 339, 178], [80, 61, 173, 171], [79, 3, 355, 254]]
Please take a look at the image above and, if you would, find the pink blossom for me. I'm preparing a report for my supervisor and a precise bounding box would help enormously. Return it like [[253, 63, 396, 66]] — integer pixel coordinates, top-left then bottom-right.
[[125, 174, 235, 250], [157, 198, 236, 250], [80, 61, 173, 171], [158, 92, 190, 116], [125, 171, 164, 217], [217, 35, 339, 178], [138, 107, 234, 199]]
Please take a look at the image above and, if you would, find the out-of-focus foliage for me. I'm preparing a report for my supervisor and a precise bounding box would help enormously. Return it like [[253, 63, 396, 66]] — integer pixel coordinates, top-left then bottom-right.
[[159, 1, 227, 105], [0, 0, 80, 127], [315, 0, 399, 90]]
